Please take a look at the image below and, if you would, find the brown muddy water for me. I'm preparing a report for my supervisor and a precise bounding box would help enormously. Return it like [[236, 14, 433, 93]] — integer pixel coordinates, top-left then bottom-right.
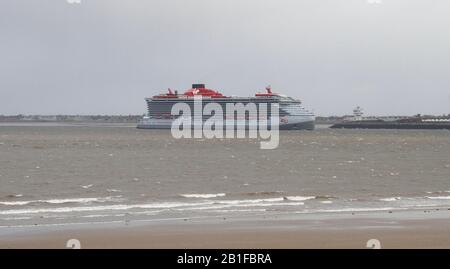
[[1, 124, 450, 227]]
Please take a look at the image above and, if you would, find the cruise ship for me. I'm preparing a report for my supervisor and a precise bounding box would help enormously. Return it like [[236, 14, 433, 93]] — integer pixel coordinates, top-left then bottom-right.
[[137, 84, 315, 130]]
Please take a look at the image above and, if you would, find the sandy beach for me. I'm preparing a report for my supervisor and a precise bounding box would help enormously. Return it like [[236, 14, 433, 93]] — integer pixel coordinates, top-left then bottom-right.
[[2, 210, 450, 249]]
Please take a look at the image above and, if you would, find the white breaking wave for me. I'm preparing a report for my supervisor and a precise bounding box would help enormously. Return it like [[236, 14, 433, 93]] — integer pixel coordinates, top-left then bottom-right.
[[0, 196, 307, 216], [212, 197, 285, 204], [0, 196, 122, 206], [0, 201, 30, 206], [1, 216, 32, 221], [210, 209, 267, 213], [380, 195, 450, 202], [178, 202, 306, 211], [379, 197, 402, 202], [0, 201, 215, 215], [313, 207, 398, 213], [283, 196, 316, 201], [180, 193, 226, 198], [81, 214, 111, 218], [107, 189, 121, 193], [426, 196, 450, 200]]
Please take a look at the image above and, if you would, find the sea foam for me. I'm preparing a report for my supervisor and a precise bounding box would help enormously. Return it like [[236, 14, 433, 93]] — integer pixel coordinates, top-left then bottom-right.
[[0, 196, 122, 206], [426, 196, 450, 200], [180, 193, 226, 198]]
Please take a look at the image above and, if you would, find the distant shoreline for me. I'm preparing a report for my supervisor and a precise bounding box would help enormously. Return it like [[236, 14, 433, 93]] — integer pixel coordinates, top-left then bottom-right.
[[1, 115, 449, 125], [0, 115, 358, 125], [0, 115, 142, 124]]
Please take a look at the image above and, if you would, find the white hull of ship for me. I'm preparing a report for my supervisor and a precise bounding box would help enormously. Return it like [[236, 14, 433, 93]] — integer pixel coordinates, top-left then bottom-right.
[[137, 115, 315, 130]]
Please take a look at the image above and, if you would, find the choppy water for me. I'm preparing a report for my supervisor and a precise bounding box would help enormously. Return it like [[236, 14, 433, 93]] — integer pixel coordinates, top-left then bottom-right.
[[1, 124, 450, 227]]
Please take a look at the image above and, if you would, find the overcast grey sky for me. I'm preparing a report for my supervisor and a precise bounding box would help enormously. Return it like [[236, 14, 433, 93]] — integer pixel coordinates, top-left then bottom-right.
[[1, 0, 449, 116]]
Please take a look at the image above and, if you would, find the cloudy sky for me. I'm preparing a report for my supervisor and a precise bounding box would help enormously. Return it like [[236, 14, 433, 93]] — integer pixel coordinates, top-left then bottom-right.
[[1, 0, 449, 116]]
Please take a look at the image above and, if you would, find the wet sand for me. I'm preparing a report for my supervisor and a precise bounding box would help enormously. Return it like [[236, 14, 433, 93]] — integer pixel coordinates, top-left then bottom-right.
[[2, 210, 450, 249]]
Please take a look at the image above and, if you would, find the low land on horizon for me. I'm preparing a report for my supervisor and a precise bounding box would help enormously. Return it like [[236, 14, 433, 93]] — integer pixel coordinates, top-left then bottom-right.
[[0, 115, 142, 124], [2, 115, 450, 125]]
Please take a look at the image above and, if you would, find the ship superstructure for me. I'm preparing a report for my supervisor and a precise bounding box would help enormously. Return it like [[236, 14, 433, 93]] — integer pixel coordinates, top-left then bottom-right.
[[137, 84, 315, 130]]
